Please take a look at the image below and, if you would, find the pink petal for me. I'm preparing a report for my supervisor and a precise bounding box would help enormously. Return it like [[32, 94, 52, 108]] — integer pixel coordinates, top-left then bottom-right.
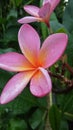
[[0, 70, 35, 104], [39, 33, 68, 68], [30, 67, 52, 97], [0, 52, 34, 72], [49, 0, 60, 14], [38, 2, 50, 18], [18, 16, 41, 24], [24, 5, 40, 17], [43, 0, 60, 15], [43, 0, 50, 5], [18, 24, 40, 66]]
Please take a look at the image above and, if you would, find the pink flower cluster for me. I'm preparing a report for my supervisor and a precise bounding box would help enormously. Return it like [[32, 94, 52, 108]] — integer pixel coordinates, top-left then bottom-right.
[[0, 0, 68, 104], [18, 0, 60, 27]]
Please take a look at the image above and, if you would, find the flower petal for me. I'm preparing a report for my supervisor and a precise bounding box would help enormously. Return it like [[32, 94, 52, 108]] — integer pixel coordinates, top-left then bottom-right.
[[0, 70, 35, 104], [43, 0, 60, 14], [49, 0, 60, 14], [38, 2, 50, 18], [43, 0, 50, 5], [30, 67, 52, 97], [39, 33, 68, 68], [24, 5, 40, 17], [18, 16, 41, 24], [0, 52, 34, 72], [18, 24, 40, 66]]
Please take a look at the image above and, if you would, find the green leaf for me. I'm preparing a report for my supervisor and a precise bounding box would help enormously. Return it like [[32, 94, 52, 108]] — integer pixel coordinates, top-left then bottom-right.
[[50, 12, 58, 22], [8, 119, 28, 130], [40, 0, 43, 6], [14, 0, 23, 7], [0, 48, 16, 54], [3, 26, 18, 44], [10, 0, 22, 7], [62, 91, 73, 113], [50, 21, 66, 33], [29, 108, 44, 129], [66, 32, 73, 66], [64, 112, 73, 121], [7, 9, 17, 20], [63, 0, 73, 33], [59, 120, 68, 130], [0, 18, 6, 24], [41, 22, 49, 40], [63, 0, 73, 66], [55, 91, 73, 121], [0, 70, 13, 92], [49, 105, 61, 130]]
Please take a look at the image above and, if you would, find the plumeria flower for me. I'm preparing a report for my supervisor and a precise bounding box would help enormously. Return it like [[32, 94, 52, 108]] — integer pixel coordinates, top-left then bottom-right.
[[18, 0, 60, 27], [0, 24, 68, 104]]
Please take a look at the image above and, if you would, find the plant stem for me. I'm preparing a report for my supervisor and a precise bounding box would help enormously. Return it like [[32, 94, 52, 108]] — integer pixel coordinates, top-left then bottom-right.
[[45, 22, 53, 34], [49, 27, 53, 34], [64, 63, 73, 76], [46, 22, 50, 28], [49, 71, 73, 94], [49, 71, 71, 84], [61, 55, 73, 75], [49, 92, 53, 106], [52, 85, 73, 94], [44, 93, 52, 130]]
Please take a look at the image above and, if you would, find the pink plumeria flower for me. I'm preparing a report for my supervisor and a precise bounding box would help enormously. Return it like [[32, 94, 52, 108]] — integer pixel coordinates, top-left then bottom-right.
[[18, 0, 60, 27], [0, 24, 68, 104]]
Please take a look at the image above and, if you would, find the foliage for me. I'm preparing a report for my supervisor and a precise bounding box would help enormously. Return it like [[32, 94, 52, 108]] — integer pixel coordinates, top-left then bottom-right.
[[0, 0, 73, 130]]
